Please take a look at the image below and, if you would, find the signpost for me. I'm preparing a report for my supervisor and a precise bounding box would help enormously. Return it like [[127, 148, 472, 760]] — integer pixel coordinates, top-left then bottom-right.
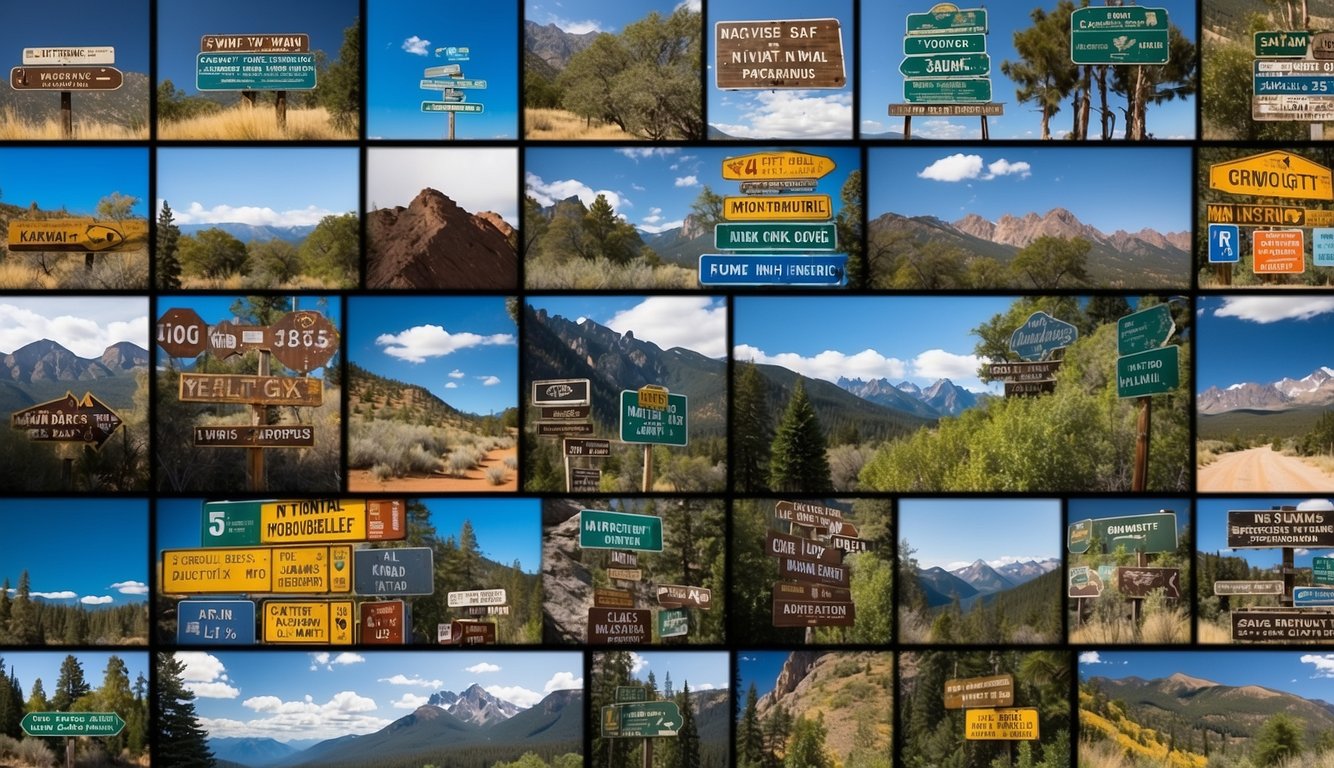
[[1116, 566, 1181, 599], [1116, 346, 1179, 398], [10, 65, 122, 90], [723, 195, 833, 221], [353, 548, 435, 596], [422, 101, 483, 113], [447, 589, 507, 608], [266, 311, 339, 373], [22, 47, 116, 65], [698, 255, 846, 286], [1009, 311, 1077, 361], [1208, 151, 1333, 200], [201, 499, 406, 547], [1070, 6, 1169, 65], [619, 390, 687, 447], [177, 600, 256, 644], [587, 607, 651, 643], [1316, 556, 1334, 585], [156, 308, 209, 358], [984, 361, 1062, 382], [161, 545, 353, 594], [1292, 586, 1334, 606], [944, 674, 1014, 709], [594, 587, 635, 609], [194, 425, 315, 448], [720, 151, 836, 180], [263, 600, 354, 643], [361, 601, 407, 644], [1255, 30, 1310, 57], [1252, 230, 1305, 274], [564, 438, 609, 456], [904, 77, 991, 103], [11, 391, 123, 450], [767, 530, 841, 564], [1074, 513, 1178, 554], [658, 608, 690, 638], [771, 596, 855, 626], [904, 34, 985, 55], [603, 701, 682, 737], [579, 510, 663, 551], [774, 499, 843, 528], [715, 19, 845, 89], [964, 708, 1039, 740], [440, 620, 496, 645], [201, 34, 309, 52], [777, 556, 849, 588], [656, 585, 712, 610], [1206, 202, 1306, 226], [1068, 565, 1103, 598], [899, 53, 990, 77]]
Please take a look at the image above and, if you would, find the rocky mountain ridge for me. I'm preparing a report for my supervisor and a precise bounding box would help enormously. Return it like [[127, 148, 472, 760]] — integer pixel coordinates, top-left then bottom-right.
[[1198, 366, 1334, 413], [366, 188, 517, 289]]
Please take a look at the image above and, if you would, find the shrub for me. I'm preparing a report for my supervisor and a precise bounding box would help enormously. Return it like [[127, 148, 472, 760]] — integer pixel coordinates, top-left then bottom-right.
[[486, 466, 508, 485]]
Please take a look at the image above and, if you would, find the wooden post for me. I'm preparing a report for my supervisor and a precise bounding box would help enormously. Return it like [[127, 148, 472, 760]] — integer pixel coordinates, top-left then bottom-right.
[[564, 454, 572, 493], [248, 351, 270, 491], [980, 115, 989, 140], [60, 91, 72, 138], [1282, 546, 1295, 608], [275, 91, 287, 131], [903, 116, 911, 140], [65, 738, 73, 768], [642, 736, 652, 768], [1131, 551, 1148, 625], [448, 111, 456, 140], [1131, 396, 1151, 491], [241, 91, 256, 108], [1313, 123, 1325, 141], [641, 445, 653, 492], [1217, 263, 1231, 287]]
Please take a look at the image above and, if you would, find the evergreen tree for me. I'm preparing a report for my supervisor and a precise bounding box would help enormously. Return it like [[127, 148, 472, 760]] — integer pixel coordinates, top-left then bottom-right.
[[156, 201, 182, 289], [9, 571, 39, 644], [0, 658, 18, 738], [1001, 4, 1077, 140], [836, 170, 864, 288], [0, 578, 10, 642], [732, 361, 773, 492], [26, 677, 49, 713], [51, 655, 90, 712], [97, 656, 135, 756], [156, 654, 215, 768], [785, 714, 832, 768], [669, 681, 701, 768], [581, 194, 639, 265], [738, 682, 765, 768], [318, 22, 360, 133], [768, 380, 833, 493], [458, 520, 482, 588]]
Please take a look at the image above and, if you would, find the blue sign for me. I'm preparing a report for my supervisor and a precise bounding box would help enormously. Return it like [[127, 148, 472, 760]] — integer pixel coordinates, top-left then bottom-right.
[[1209, 224, 1240, 263], [176, 600, 255, 645], [1255, 76, 1334, 95], [1314, 228, 1334, 266], [353, 547, 435, 596], [698, 254, 847, 286], [196, 53, 317, 91], [1008, 311, 1078, 361], [1293, 586, 1334, 606]]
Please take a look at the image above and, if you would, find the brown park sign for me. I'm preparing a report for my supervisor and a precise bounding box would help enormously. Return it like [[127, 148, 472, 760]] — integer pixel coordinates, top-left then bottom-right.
[[773, 581, 851, 602], [607, 567, 642, 582], [889, 103, 1004, 116], [777, 556, 849, 587], [9, 219, 146, 252], [766, 529, 841, 564], [944, 674, 1015, 709], [609, 551, 638, 567], [440, 620, 496, 645], [1229, 509, 1334, 548], [268, 311, 338, 373], [985, 361, 1062, 382], [772, 596, 855, 627], [194, 425, 315, 448], [564, 438, 610, 457], [594, 587, 635, 609], [542, 405, 591, 419], [1116, 566, 1181, 599], [179, 373, 323, 407], [1215, 580, 1285, 596], [830, 535, 870, 553], [208, 321, 268, 359], [1232, 610, 1334, 641], [157, 307, 209, 358], [569, 467, 601, 493], [360, 601, 406, 645], [587, 608, 651, 644], [1005, 380, 1056, 398], [11, 391, 122, 449], [715, 19, 845, 89], [10, 65, 122, 90], [827, 519, 859, 537], [201, 34, 310, 52], [657, 585, 712, 610], [774, 500, 843, 528]]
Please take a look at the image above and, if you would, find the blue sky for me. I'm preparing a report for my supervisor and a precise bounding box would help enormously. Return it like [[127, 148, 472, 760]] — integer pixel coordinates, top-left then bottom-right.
[[1196, 297, 1334, 391], [157, 498, 541, 574], [0, 500, 147, 607], [529, 0, 693, 34], [709, 0, 853, 139], [157, 148, 358, 228], [734, 295, 1016, 394], [155, 295, 340, 376], [526, 146, 858, 237], [0, 296, 148, 358], [1197, 497, 1334, 570], [618, 650, 730, 694], [866, 146, 1190, 234], [528, 296, 727, 359], [367, 0, 517, 139], [0, 148, 147, 218], [369, 148, 518, 227], [156, 0, 358, 96], [737, 650, 788, 699], [5, 652, 149, 700], [347, 296, 516, 416], [1079, 651, 1334, 704], [861, 1, 1197, 139], [899, 498, 1061, 570], [176, 650, 582, 743], [0, 0, 149, 74]]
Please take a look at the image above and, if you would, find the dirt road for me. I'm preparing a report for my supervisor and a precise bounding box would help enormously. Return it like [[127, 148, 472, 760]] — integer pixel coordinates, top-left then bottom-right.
[[1198, 445, 1334, 492]]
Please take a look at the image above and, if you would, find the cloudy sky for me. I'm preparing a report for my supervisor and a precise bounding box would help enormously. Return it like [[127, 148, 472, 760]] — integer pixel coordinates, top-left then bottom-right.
[[0, 297, 148, 357]]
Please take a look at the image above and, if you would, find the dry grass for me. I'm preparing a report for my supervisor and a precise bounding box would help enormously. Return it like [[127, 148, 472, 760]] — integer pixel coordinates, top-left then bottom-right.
[[897, 611, 931, 643], [1299, 454, 1334, 475], [1078, 738, 1132, 768], [0, 249, 148, 289], [525, 256, 697, 289], [1070, 616, 1136, 644], [524, 107, 638, 140], [1197, 618, 1230, 644], [1139, 605, 1190, 643], [178, 273, 351, 291], [0, 106, 147, 139], [159, 105, 356, 140]]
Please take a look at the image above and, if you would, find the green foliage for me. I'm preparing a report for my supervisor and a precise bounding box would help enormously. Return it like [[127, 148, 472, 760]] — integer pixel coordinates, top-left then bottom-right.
[[1253, 714, 1303, 767], [297, 212, 359, 286], [732, 361, 773, 491], [155, 654, 215, 767], [1201, 22, 1305, 140], [582, 194, 639, 265], [248, 239, 302, 284], [785, 715, 833, 768], [157, 79, 222, 123], [317, 21, 360, 133], [178, 228, 249, 278], [1009, 236, 1090, 289], [768, 379, 833, 493], [691, 185, 725, 230], [156, 201, 182, 289], [837, 170, 864, 288], [95, 191, 137, 221], [1001, 4, 1076, 139]]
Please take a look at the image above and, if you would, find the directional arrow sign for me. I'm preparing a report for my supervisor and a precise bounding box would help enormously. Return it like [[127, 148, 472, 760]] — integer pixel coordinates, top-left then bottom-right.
[[656, 584, 712, 610], [11, 391, 123, 449], [721, 151, 836, 180], [8, 218, 145, 252], [1009, 311, 1078, 361], [421, 101, 483, 112], [1117, 304, 1174, 357], [22, 712, 124, 737], [10, 65, 122, 90], [614, 701, 683, 737], [899, 53, 990, 77]]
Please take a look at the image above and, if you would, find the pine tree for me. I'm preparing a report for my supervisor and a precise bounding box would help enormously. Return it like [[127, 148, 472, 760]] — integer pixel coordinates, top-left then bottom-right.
[[785, 715, 833, 768], [9, 571, 39, 644], [26, 677, 49, 712], [670, 681, 701, 768], [97, 656, 135, 756], [458, 520, 482, 588], [732, 361, 773, 491], [51, 655, 90, 712], [155, 654, 215, 767], [156, 201, 182, 289], [768, 380, 833, 493], [0, 578, 11, 641], [738, 683, 765, 768], [0, 658, 18, 738]]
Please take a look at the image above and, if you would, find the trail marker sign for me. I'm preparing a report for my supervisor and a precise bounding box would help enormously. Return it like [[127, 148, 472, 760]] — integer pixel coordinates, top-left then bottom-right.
[[579, 510, 663, 551], [22, 712, 123, 737], [619, 390, 687, 446], [1117, 304, 1174, 356], [965, 708, 1039, 740], [944, 674, 1014, 709], [1009, 311, 1077, 361], [715, 19, 845, 89]]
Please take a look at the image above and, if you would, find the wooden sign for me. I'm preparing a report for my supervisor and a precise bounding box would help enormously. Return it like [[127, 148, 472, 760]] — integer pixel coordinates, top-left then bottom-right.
[[1229, 509, 1334, 548], [542, 405, 591, 419], [8, 219, 145, 252], [944, 674, 1014, 709], [538, 421, 594, 436], [268, 311, 338, 373], [1232, 610, 1334, 641], [201, 34, 310, 52], [440, 620, 496, 645], [569, 467, 601, 493], [360, 601, 406, 644], [772, 596, 855, 627], [766, 529, 841, 564], [1116, 566, 1181, 599], [715, 19, 845, 89], [593, 587, 635, 609], [773, 581, 851, 602], [11, 391, 123, 449], [607, 567, 642, 582], [1004, 380, 1056, 398], [207, 321, 267, 359], [22, 47, 115, 65], [656, 585, 712, 610], [10, 66, 122, 90], [564, 438, 610, 457], [1214, 581, 1284, 596], [157, 307, 209, 358], [193, 425, 315, 448], [179, 374, 323, 406], [777, 556, 849, 587], [587, 608, 650, 644], [774, 500, 843, 527], [965, 708, 1039, 740]]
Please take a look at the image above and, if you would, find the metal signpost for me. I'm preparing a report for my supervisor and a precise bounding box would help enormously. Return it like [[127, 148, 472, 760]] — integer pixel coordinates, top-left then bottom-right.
[[353, 548, 435, 596], [1070, 7, 1169, 64], [715, 19, 845, 89], [894, 6, 998, 138], [1114, 304, 1178, 490], [421, 47, 486, 138]]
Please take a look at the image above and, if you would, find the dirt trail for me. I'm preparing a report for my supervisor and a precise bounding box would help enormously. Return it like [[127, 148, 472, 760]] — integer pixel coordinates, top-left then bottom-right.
[[1198, 445, 1334, 492]]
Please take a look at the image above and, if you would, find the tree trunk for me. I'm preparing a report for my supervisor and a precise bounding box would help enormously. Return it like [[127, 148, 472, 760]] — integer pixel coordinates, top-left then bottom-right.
[[1098, 66, 1111, 140]]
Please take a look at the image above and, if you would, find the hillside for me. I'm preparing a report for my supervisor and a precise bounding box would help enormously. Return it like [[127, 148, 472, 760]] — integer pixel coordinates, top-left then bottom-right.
[[1198, 407, 1330, 441], [0, 339, 147, 415], [751, 363, 936, 445], [0, 71, 150, 131], [754, 652, 893, 765], [348, 362, 513, 433], [178, 222, 317, 243]]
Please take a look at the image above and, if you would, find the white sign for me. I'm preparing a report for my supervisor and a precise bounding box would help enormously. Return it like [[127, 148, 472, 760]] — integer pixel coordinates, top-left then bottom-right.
[[446, 589, 507, 608], [23, 47, 115, 65]]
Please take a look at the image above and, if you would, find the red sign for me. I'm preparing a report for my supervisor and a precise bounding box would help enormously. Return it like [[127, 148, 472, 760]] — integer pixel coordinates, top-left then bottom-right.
[[587, 608, 650, 644], [440, 620, 496, 645], [11, 391, 123, 449], [360, 601, 406, 644], [268, 311, 338, 373], [366, 499, 407, 541], [1253, 230, 1305, 273], [156, 307, 208, 358]]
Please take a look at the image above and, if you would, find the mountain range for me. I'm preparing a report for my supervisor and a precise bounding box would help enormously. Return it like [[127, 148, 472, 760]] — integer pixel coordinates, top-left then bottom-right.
[[366, 188, 517, 289], [868, 207, 1190, 287], [0, 71, 150, 131], [0, 339, 148, 416], [210, 686, 582, 768], [1198, 366, 1334, 414], [837, 376, 986, 418], [917, 558, 1060, 608], [524, 21, 598, 70], [178, 222, 319, 243]]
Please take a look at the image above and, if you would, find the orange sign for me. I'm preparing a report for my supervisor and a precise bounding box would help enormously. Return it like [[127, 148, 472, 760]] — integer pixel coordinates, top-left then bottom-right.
[[1253, 230, 1305, 273]]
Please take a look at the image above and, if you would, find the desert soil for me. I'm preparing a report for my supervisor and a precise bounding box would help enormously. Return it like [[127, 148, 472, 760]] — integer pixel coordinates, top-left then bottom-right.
[[1198, 445, 1334, 492], [348, 444, 518, 492]]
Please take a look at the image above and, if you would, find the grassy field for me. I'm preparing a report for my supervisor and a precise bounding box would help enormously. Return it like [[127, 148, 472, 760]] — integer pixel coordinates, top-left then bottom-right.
[[0, 106, 147, 139], [0, 249, 148, 289], [524, 255, 697, 289], [158, 105, 356, 140], [177, 273, 351, 291], [524, 107, 638, 140], [1196, 407, 1324, 441]]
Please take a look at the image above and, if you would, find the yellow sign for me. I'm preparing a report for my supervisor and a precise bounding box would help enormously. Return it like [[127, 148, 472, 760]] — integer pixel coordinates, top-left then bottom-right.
[[637, 385, 668, 410], [6, 218, 148, 252], [1209, 151, 1333, 201], [161, 546, 352, 594], [721, 152, 835, 180], [724, 195, 833, 221], [1307, 209, 1334, 227], [262, 600, 354, 644], [964, 708, 1039, 741], [260, 500, 368, 544]]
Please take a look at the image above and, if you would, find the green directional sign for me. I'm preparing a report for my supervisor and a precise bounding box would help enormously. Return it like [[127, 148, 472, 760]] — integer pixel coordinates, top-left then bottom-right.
[[620, 389, 688, 446], [906, 7, 987, 36], [715, 222, 838, 252], [22, 711, 124, 737], [616, 685, 648, 704], [1070, 7, 1169, 65], [1116, 345, 1179, 399], [202, 500, 262, 546], [1255, 30, 1309, 57], [615, 701, 683, 738], [659, 607, 689, 638], [579, 509, 663, 551], [422, 101, 483, 113], [1087, 512, 1178, 555], [1117, 304, 1175, 356], [905, 33, 985, 56], [905, 77, 991, 103], [899, 53, 990, 78], [1315, 557, 1334, 585]]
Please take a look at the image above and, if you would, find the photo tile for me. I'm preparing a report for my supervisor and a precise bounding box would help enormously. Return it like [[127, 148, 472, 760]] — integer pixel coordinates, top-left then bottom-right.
[[593, 650, 731, 765]]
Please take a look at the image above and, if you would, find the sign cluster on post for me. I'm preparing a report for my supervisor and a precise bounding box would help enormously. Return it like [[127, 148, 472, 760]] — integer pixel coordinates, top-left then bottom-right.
[[440, 588, 507, 646], [9, 46, 123, 139], [767, 501, 869, 633], [989, 311, 1076, 398], [1225, 506, 1334, 642], [168, 498, 427, 645], [1068, 511, 1179, 626], [702, 151, 845, 286], [1207, 150, 1334, 278], [890, 5, 1001, 135], [532, 378, 604, 491], [420, 45, 485, 138], [1252, 29, 1334, 122], [943, 672, 1038, 742]]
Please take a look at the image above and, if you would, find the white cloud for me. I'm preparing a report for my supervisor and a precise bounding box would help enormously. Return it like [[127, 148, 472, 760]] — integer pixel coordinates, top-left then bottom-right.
[[485, 685, 543, 708], [402, 36, 430, 55], [917, 154, 1031, 182], [1300, 653, 1334, 678], [544, 671, 582, 692], [913, 349, 983, 382], [110, 580, 148, 595], [331, 653, 365, 665], [1214, 296, 1334, 323], [0, 299, 149, 358], [915, 120, 973, 140], [466, 662, 501, 674], [478, 375, 501, 386], [444, 382, 459, 389], [986, 556, 1046, 568], [367, 148, 519, 226], [674, 175, 699, 187], [987, 158, 1032, 179], [733, 344, 907, 383], [32, 591, 77, 600], [392, 693, 430, 709], [177, 652, 240, 699], [1079, 651, 1105, 664], [712, 91, 852, 140], [629, 653, 649, 674], [638, 206, 684, 234], [378, 674, 444, 688], [525, 172, 627, 212], [542, 15, 604, 34], [80, 595, 113, 605], [675, 0, 701, 11], [173, 201, 340, 227], [375, 325, 514, 363], [203, 692, 388, 743], [448, 369, 466, 379], [616, 148, 679, 161], [605, 297, 727, 358]]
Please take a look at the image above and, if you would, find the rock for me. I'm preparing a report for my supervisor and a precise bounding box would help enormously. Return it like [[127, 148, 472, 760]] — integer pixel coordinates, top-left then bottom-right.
[[366, 188, 517, 289]]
